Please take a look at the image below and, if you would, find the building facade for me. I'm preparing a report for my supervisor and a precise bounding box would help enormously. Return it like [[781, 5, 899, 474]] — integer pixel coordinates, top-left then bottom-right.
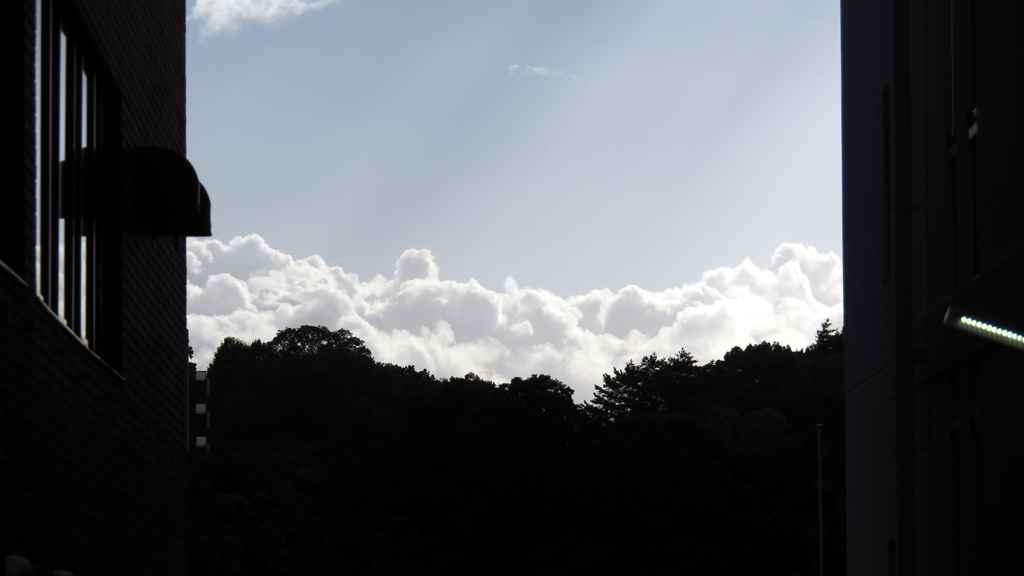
[[1, 1, 208, 574], [842, 1, 1023, 574]]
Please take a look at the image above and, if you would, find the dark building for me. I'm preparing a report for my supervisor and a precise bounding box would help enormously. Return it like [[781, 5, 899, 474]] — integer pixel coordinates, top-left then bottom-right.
[[1, 1, 209, 574], [842, 1, 1023, 575]]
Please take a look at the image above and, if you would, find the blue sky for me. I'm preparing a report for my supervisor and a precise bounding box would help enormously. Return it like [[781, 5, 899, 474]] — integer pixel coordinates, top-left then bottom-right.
[[186, 0, 840, 294], [184, 0, 842, 395]]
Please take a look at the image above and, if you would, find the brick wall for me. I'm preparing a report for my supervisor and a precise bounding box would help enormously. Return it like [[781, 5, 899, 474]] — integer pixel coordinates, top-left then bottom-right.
[[1, 1, 191, 575]]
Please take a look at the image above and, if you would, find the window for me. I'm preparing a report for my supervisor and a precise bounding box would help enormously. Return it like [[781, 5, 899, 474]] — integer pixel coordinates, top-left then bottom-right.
[[195, 437, 207, 448], [195, 403, 206, 414], [35, 0, 120, 362]]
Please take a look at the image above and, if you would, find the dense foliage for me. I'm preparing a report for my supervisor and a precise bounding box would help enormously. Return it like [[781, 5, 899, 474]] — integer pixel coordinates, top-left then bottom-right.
[[188, 323, 845, 575]]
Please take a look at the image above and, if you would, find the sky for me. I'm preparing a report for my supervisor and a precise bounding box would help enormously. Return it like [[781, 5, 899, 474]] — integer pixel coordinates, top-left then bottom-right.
[[184, 0, 843, 399]]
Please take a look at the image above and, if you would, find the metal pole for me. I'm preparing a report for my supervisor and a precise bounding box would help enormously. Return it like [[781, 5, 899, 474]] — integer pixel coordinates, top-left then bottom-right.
[[817, 423, 824, 576]]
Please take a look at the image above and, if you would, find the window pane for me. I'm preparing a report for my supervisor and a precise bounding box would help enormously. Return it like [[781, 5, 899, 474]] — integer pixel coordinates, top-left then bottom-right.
[[81, 71, 88, 147], [59, 31, 66, 163], [57, 219, 65, 321], [81, 236, 88, 341]]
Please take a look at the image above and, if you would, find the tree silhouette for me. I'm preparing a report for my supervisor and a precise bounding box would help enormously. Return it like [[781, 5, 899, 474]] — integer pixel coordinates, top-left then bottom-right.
[[807, 318, 843, 355], [268, 325, 371, 358], [502, 374, 577, 422], [188, 325, 846, 576], [591, 349, 701, 420]]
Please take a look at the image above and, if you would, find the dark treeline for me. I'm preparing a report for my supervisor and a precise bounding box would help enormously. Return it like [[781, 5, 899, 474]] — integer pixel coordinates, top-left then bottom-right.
[[188, 323, 845, 576]]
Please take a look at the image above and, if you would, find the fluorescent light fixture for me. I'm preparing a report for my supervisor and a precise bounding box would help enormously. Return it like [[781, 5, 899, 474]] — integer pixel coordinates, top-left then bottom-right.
[[944, 307, 1024, 351]]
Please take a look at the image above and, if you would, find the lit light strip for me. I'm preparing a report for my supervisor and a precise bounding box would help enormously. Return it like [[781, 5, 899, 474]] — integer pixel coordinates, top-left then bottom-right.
[[943, 307, 1024, 351]]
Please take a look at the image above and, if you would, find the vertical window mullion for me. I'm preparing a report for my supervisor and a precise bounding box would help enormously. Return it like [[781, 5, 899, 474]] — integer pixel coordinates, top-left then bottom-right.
[[85, 64, 99, 349], [73, 45, 85, 336], [91, 80, 105, 352], [38, 0, 56, 309], [48, 8, 62, 311], [64, 23, 82, 334]]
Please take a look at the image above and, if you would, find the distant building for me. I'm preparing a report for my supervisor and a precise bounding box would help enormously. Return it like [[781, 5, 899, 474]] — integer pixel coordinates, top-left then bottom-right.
[[1, 0, 209, 574], [842, 1, 1023, 575], [190, 367, 211, 450]]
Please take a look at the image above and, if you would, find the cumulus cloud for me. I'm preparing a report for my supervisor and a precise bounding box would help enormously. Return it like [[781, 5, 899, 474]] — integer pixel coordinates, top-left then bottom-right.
[[187, 235, 843, 400], [189, 0, 338, 36], [508, 64, 580, 82]]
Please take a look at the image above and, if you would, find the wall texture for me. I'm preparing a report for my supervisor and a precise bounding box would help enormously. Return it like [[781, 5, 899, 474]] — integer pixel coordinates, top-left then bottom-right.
[[1, 1, 191, 575], [842, 1, 1024, 575]]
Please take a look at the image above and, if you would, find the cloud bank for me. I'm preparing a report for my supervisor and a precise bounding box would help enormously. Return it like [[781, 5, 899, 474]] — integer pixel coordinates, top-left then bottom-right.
[[508, 64, 580, 82], [187, 235, 842, 400], [189, 0, 338, 36]]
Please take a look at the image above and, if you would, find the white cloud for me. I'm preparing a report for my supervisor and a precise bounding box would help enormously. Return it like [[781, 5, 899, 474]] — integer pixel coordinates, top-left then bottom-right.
[[189, 0, 338, 36], [508, 64, 580, 82], [187, 235, 843, 401]]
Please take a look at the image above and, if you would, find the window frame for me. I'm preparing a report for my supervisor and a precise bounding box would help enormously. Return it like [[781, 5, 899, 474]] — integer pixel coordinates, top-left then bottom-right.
[[35, 0, 122, 365]]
